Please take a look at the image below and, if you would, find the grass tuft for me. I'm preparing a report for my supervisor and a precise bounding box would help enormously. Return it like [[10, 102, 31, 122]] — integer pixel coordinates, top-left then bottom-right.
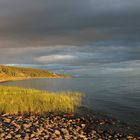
[[0, 86, 81, 114]]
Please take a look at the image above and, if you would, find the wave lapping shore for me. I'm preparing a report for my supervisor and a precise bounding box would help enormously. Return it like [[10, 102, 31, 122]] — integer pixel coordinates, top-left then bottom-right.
[[0, 112, 139, 140]]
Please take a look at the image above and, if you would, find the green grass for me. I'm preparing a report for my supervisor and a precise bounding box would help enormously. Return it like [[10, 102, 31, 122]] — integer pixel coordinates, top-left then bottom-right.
[[0, 86, 81, 114], [0, 65, 68, 81]]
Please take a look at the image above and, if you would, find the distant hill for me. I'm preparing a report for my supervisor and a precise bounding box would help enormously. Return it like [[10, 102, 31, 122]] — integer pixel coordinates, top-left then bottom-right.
[[0, 65, 67, 82]]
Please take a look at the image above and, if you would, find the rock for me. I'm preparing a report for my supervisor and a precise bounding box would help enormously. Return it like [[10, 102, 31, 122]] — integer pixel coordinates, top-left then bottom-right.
[[67, 114, 74, 117], [4, 118, 11, 123], [61, 128, 69, 134], [76, 126, 81, 131], [79, 134, 86, 139], [0, 128, 3, 132], [51, 133, 57, 138], [30, 134, 36, 138], [54, 130, 61, 135], [108, 135, 112, 139], [69, 119, 73, 123], [44, 135, 49, 139], [24, 137, 30, 140], [11, 122, 20, 129], [26, 128, 30, 133], [0, 133, 5, 138], [100, 121, 105, 125], [64, 134, 72, 140], [5, 134, 12, 139], [0, 113, 139, 140], [15, 128, 20, 132], [5, 128, 10, 132], [15, 134, 21, 138], [127, 135, 133, 139], [23, 123, 31, 128], [81, 123, 86, 127], [24, 134, 30, 140], [54, 137, 62, 140], [37, 127, 44, 135], [92, 130, 96, 134]]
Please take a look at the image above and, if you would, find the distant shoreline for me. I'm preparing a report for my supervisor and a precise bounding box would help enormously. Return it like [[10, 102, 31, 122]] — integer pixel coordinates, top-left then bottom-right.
[[0, 65, 70, 84], [0, 76, 68, 83]]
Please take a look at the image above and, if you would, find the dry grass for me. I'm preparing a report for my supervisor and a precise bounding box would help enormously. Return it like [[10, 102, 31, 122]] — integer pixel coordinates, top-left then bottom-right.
[[0, 86, 81, 114], [0, 65, 68, 82]]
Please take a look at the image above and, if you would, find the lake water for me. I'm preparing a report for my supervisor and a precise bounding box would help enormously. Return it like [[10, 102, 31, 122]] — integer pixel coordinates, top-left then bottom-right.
[[1, 77, 140, 125]]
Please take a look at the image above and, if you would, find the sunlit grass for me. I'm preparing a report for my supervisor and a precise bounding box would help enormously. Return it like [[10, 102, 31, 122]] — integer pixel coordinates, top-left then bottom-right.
[[0, 86, 81, 114], [0, 65, 68, 82]]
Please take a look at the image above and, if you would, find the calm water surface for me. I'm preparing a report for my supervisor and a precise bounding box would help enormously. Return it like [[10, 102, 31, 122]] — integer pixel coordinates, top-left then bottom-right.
[[1, 77, 140, 125]]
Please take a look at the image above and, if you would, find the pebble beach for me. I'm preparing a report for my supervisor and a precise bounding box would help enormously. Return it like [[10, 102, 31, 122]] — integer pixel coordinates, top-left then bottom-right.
[[0, 110, 140, 140]]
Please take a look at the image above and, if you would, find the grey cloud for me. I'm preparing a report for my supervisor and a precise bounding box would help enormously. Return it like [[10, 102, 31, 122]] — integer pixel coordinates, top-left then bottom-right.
[[0, 0, 140, 47], [0, 0, 140, 73], [0, 44, 140, 77], [0, 44, 140, 66]]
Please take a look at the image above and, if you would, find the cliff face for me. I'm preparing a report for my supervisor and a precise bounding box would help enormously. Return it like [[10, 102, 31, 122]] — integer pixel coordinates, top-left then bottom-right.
[[0, 65, 67, 81]]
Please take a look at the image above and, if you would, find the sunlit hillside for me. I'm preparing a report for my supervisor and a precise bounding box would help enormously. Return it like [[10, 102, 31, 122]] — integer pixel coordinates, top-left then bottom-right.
[[0, 65, 67, 81]]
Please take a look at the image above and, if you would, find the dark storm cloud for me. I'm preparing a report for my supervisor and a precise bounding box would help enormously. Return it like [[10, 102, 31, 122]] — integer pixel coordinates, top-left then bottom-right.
[[0, 0, 140, 75], [0, 0, 140, 47], [0, 44, 140, 76]]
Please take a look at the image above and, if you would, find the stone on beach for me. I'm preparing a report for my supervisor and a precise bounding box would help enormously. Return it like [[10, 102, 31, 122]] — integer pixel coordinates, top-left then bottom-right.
[[0, 113, 139, 139]]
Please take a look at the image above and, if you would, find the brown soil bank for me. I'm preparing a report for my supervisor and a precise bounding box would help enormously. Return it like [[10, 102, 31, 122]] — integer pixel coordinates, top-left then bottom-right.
[[0, 112, 139, 140]]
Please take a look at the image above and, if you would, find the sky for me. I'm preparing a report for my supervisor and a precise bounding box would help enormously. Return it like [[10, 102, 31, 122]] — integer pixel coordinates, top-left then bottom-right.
[[0, 0, 140, 76]]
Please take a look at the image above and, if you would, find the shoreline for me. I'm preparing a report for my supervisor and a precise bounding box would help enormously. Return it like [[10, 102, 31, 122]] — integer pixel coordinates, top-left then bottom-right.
[[0, 110, 139, 139], [0, 76, 68, 83], [0, 65, 69, 83], [0, 77, 140, 139]]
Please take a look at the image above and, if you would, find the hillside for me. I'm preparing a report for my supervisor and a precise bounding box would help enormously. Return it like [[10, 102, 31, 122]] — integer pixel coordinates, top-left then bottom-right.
[[0, 65, 67, 82]]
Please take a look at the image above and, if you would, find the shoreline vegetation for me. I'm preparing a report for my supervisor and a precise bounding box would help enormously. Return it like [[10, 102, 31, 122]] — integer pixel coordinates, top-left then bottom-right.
[[0, 87, 139, 139], [0, 65, 140, 139], [0, 65, 79, 115], [0, 65, 69, 83], [0, 86, 81, 114]]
